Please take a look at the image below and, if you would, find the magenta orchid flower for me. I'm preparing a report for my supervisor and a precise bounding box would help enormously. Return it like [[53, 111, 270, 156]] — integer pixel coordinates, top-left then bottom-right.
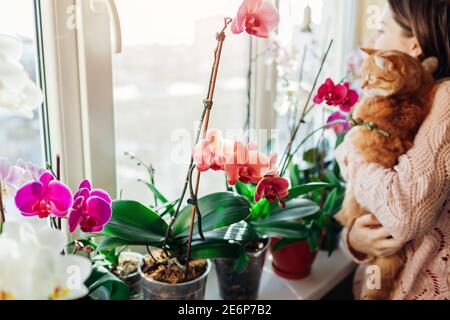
[[68, 180, 112, 233], [313, 78, 348, 106], [231, 0, 280, 38], [338, 83, 359, 113], [313, 78, 359, 112], [255, 170, 289, 207], [327, 112, 351, 134], [15, 172, 73, 218]]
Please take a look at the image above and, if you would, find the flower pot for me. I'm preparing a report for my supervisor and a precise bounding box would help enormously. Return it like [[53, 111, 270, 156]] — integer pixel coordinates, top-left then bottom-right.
[[115, 252, 143, 300], [138, 259, 211, 300], [270, 239, 318, 280], [214, 239, 269, 300]]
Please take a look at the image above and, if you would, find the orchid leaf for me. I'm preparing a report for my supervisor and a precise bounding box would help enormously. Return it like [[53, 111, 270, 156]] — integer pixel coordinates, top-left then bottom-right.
[[250, 220, 309, 239], [102, 200, 168, 246], [252, 198, 320, 225], [139, 181, 171, 212], [288, 182, 329, 198], [172, 192, 251, 238], [85, 265, 130, 300]]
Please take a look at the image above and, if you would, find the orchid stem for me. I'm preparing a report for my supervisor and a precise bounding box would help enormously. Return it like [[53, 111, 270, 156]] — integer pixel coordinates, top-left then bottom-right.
[[0, 180, 5, 234], [183, 18, 231, 281], [282, 120, 348, 175], [279, 40, 334, 175], [56, 154, 62, 230]]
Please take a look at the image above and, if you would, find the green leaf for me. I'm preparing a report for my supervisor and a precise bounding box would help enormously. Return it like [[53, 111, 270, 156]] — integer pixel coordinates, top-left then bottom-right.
[[200, 221, 259, 244], [234, 181, 256, 203], [289, 162, 302, 188], [172, 192, 251, 238], [85, 265, 130, 300], [188, 239, 246, 261], [323, 188, 345, 217], [98, 237, 132, 251], [155, 199, 179, 218], [335, 132, 346, 148], [250, 198, 272, 221], [288, 182, 329, 198], [253, 198, 320, 225], [232, 253, 251, 273], [250, 221, 309, 239], [139, 181, 171, 210], [271, 238, 304, 252], [102, 200, 168, 246], [303, 148, 321, 164]]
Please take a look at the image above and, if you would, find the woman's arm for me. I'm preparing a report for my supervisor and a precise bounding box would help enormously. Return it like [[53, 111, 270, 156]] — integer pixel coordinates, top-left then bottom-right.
[[336, 82, 450, 242]]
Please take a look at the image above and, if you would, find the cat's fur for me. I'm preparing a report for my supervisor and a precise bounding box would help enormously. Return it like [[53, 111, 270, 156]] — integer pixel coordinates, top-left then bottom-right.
[[335, 49, 438, 300]]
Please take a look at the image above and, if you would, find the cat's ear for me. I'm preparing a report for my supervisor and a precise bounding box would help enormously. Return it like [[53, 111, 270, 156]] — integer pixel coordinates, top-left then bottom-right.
[[422, 57, 439, 74], [374, 56, 394, 70], [361, 48, 377, 56]]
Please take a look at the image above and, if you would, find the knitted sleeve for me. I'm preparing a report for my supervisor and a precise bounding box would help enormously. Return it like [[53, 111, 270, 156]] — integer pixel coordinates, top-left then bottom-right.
[[346, 81, 450, 242]]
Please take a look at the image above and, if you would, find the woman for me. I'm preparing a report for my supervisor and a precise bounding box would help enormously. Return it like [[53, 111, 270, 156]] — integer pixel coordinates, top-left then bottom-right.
[[336, 0, 450, 300]]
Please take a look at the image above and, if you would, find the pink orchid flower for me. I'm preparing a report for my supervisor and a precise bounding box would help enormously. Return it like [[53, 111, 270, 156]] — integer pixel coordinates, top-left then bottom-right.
[[339, 83, 359, 113], [255, 170, 289, 207], [313, 78, 348, 106], [0, 158, 46, 195], [193, 129, 228, 172], [15, 172, 73, 218], [68, 180, 112, 233], [224, 142, 276, 185], [231, 0, 280, 38], [327, 112, 350, 134], [313, 78, 359, 112]]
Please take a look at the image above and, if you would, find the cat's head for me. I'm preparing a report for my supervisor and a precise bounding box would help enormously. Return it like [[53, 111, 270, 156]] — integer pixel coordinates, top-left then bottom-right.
[[359, 48, 438, 97]]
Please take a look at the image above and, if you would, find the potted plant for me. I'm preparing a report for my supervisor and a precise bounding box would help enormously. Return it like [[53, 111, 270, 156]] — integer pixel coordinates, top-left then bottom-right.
[[193, 37, 359, 294], [84, 8, 285, 300]]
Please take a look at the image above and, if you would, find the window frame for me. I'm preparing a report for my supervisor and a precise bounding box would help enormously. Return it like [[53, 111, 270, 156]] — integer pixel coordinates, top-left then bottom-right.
[[38, 0, 117, 196]]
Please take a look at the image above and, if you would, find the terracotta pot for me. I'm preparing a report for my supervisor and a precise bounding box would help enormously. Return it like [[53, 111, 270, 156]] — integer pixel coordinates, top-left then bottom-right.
[[270, 239, 318, 280], [214, 239, 269, 300], [138, 259, 211, 300]]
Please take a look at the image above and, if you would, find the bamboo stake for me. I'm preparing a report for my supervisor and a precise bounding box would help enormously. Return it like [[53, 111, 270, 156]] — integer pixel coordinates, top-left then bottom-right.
[[183, 18, 232, 280]]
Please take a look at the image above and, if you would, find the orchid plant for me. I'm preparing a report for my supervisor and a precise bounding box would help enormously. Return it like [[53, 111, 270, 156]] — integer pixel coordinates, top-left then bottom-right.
[[0, 154, 125, 300], [0, 220, 91, 300]]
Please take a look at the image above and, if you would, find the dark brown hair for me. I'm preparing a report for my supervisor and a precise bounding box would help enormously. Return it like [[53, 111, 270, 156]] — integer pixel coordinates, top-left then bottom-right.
[[388, 0, 449, 79]]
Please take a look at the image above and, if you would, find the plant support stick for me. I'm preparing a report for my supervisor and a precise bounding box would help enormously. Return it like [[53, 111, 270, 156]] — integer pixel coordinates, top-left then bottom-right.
[[0, 180, 5, 234]]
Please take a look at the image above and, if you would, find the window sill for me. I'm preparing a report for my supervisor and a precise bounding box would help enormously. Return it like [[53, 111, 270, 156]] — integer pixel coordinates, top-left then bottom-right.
[[205, 248, 356, 300]]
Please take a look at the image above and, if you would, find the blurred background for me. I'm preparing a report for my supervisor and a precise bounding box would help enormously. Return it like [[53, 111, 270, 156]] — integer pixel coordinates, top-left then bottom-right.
[[1, 0, 386, 201]]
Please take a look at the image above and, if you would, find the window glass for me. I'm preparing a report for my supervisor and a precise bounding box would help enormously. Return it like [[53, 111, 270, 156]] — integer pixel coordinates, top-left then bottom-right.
[[113, 0, 250, 202], [0, 0, 43, 165]]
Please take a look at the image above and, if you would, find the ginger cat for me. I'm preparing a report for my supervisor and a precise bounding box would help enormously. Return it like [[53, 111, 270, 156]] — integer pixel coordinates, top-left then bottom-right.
[[335, 48, 438, 300]]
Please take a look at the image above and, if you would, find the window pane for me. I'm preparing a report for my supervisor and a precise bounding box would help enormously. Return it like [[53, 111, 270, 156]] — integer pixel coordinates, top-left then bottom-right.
[[0, 0, 43, 165], [114, 0, 250, 202]]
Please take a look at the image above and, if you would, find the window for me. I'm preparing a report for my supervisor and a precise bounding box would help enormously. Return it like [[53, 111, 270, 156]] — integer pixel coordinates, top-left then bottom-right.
[[274, 0, 358, 160], [113, 0, 251, 202], [0, 0, 45, 165]]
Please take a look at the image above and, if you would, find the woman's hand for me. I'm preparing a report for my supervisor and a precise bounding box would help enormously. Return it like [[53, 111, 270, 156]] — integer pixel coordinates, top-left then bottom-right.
[[349, 214, 404, 258]]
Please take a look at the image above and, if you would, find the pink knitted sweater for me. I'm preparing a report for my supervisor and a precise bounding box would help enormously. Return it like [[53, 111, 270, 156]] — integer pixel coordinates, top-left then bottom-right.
[[336, 80, 450, 300]]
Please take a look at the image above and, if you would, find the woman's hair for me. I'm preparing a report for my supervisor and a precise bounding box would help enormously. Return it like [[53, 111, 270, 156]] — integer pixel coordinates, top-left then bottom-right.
[[388, 0, 449, 79]]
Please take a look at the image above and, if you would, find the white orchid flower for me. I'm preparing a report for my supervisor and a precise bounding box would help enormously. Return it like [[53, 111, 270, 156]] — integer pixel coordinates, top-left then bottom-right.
[[0, 34, 43, 118], [0, 221, 92, 300]]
